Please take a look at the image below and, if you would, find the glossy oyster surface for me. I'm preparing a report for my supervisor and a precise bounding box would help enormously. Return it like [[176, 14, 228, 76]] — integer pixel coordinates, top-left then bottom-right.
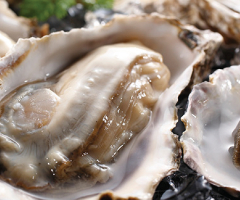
[[181, 66, 240, 195], [0, 42, 170, 189], [0, 14, 222, 199]]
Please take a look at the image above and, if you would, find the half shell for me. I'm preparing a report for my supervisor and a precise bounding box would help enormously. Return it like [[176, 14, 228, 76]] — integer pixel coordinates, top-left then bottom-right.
[[181, 65, 240, 196], [0, 13, 222, 199]]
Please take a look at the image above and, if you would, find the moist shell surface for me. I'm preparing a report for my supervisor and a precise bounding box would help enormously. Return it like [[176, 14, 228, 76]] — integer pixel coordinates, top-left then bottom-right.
[[0, 13, 223, 200], [181, 65, 240, 195]]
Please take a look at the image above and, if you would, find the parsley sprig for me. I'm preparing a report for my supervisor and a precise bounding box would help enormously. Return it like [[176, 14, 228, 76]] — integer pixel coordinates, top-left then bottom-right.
[[20, 0, 114, 22]]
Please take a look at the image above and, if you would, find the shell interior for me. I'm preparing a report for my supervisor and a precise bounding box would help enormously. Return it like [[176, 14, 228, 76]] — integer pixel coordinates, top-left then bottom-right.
[[181, 66, 240, 193]]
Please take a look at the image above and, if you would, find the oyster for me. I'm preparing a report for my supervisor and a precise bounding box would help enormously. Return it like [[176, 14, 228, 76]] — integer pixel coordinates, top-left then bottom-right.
[[0, 42, 170, 189], [0, 30, 15, 57], [0, 0, 47, 41], [181, 65, 240, 195], [114, 0, 240, 43], [0, 13, 222, 199]]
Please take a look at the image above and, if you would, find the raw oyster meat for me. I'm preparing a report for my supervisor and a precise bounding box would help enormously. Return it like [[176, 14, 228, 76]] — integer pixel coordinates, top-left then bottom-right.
[[181, 66, 240, 195], [0, 13, 222, 199], [0, 42, 170, 189]]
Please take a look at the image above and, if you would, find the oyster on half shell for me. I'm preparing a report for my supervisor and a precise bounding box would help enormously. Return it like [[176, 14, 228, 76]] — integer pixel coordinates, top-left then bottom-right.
[[0, 42, 171, 189], [181, 65, 240, 196], [0, 13, 222, 200]]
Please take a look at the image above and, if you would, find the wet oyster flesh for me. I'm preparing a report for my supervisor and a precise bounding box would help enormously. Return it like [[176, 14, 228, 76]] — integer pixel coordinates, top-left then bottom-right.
[[0, 42, 170, 189], [0, 13, 223, 200], [0, 30, 14, 57]]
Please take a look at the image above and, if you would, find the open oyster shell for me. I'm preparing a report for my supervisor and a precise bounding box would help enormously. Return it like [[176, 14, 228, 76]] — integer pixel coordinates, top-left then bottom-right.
[[114, 0, 240, 43], [181, 65, 240, 196], [0, 13, 222, 199]]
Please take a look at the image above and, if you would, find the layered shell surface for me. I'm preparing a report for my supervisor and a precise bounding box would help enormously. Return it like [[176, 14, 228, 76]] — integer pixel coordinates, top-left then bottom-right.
[[112, 0, 240, 198], [114, 0, 240, 43], [181, 65, 240, 195], [0, 13, 222, 200]]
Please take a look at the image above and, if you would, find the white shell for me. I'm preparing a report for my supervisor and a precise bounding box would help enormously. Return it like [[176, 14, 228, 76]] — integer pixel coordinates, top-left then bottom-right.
[[0, 13, 222, 200], [181, 65, 240, 195], [0, 30, 15, 57], [0, 0, 35, 41], [114, 0, 240, 43]]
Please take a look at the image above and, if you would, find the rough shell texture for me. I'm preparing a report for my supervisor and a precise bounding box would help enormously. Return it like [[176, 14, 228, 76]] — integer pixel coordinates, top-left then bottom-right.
[[114, 0, 240, 43], [0, 13, 222, 200], [181, 65, 240, 195]]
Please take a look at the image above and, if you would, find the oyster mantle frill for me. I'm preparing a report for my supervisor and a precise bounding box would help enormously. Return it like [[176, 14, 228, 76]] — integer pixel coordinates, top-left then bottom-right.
[[0, 13, 222, 200]]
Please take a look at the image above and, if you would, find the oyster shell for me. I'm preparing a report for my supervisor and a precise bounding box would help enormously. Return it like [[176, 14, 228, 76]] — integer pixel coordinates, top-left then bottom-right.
[[0, 30, 15, 57], [0, 0, 33, 41], [181, 65, 240, 195], [0, 0, 48, 41], [0, 13, 222, 199], [114, 0, 240, 43]]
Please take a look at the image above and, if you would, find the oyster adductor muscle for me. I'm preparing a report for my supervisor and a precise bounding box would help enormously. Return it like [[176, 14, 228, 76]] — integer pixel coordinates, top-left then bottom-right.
[[0, 13, 223, 200]]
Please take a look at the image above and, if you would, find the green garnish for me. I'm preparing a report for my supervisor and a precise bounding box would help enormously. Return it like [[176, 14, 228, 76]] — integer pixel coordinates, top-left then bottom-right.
[[79, 0, 113, 10], [20, 0, 76, 21], [19, 0, 114, 22]]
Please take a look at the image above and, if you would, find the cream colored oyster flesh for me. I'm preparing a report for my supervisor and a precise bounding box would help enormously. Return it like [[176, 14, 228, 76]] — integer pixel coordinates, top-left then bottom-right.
[[181, 66, 240, 194], [0, 14, 222, 200], [0, 42, 170, 189]]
